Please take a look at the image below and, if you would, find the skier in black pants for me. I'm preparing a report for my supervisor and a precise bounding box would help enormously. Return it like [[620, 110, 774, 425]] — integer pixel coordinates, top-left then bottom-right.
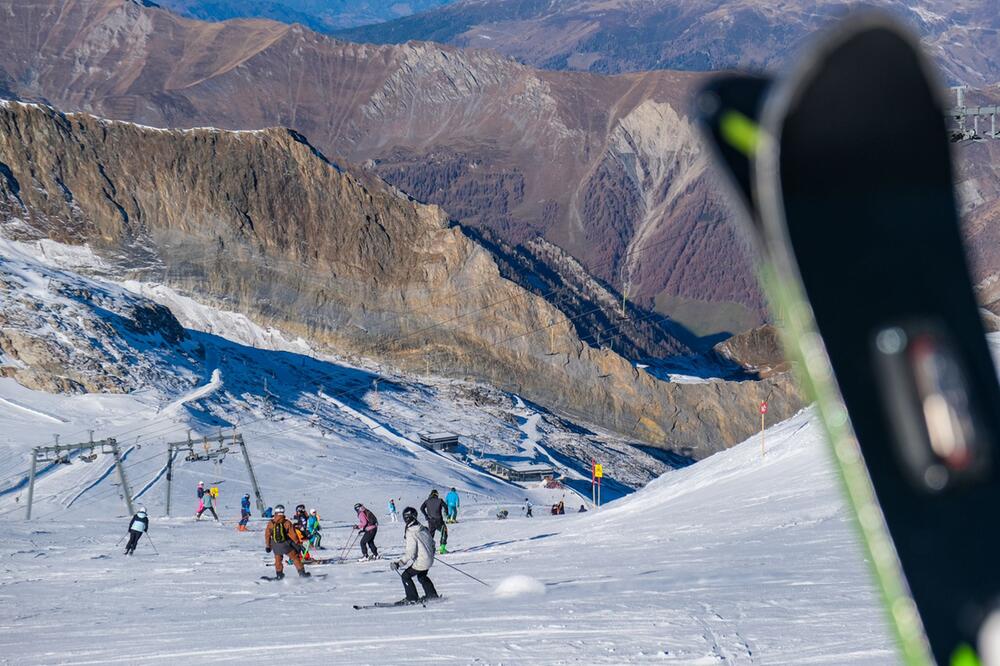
[[390, 507, 439, 603], [420, 489, 449, 554], [124, 507, 149, 555], [354, 503, 380, 561]]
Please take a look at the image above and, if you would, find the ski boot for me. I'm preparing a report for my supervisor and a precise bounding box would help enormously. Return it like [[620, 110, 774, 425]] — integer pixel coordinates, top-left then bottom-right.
[[298, 570, 311, 578], [439, 544, 447, 554], [275, 571, 285, 580]]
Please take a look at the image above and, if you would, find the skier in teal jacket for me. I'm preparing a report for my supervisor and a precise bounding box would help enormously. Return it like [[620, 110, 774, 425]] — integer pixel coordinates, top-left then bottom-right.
[[445, 487, 460, 523]]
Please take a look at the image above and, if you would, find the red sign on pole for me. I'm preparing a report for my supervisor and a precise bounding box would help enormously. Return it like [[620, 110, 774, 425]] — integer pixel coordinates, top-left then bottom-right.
[[760, 401, 768, 415]]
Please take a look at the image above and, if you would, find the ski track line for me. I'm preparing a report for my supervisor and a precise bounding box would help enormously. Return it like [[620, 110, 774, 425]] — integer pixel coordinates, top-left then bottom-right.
[[56, 627, 614, 664], [0, 396, 67, 423]]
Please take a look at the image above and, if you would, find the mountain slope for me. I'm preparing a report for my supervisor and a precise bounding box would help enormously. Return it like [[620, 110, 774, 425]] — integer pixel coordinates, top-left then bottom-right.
[[340, 0, 1000, 85], [157, 0, 458, 31], [0, 101, 800, 454], [0, 0, 764, 336]]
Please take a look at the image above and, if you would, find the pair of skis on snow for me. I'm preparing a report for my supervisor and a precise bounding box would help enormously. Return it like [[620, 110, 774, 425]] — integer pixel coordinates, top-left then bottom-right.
[[696, 14, 1000, 666]]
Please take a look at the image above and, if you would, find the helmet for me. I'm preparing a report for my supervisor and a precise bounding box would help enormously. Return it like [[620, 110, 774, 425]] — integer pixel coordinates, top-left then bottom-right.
[[402, 506, 418, 524], [138, 506, 147, 513], [429, 489, 439, 498], [310, 509, 317, 515], [198, 481, 204, 487], [296, 504, 306, 512], [450, 487, 456, 491], [274, 504, 285, 515], [354, 503, 363, 512]]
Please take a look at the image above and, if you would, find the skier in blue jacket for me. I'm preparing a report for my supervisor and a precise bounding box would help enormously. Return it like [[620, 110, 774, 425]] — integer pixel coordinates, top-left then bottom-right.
[[238, 494, 251, 531], [445, 487, 460, 523]]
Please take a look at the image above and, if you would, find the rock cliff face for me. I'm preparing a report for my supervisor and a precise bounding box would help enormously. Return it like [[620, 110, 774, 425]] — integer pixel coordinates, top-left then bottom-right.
[[0, 101, 801, 457], [0, 0, 764, 336]]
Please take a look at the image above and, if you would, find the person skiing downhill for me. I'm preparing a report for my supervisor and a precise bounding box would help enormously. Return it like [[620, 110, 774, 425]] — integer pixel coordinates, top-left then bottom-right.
[[420, 489, 449, 554], [264, 505, 310, 579], [307, 509, 323, 549], [523, 498, 533, 518], [355, 503, 380, 561], [388, 498, 398, 523], [293, 504, 309, 533], [238, 493, 251, 532], [124, 507, 149, 555], [445, 487, 460, 523], [390, 506, 439, 604], [196, 482, 219, 521]]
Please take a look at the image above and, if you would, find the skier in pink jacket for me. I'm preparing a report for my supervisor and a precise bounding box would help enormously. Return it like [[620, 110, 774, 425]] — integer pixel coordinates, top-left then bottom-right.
[[354, 503, 380, 561]]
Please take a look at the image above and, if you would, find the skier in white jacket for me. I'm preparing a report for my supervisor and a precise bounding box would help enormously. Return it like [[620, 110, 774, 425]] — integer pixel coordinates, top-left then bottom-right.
[[390, 506, 439, 603]]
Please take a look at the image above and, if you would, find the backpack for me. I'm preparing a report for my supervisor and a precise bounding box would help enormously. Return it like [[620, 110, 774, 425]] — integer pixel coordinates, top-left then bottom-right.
[[271, 520, 288, 543], [209, 486, 219, 499], [363, 508, 378, 527]]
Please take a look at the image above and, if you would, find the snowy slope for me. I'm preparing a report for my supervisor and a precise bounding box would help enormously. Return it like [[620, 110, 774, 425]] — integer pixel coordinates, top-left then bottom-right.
[[0, 410, 899, 664], [0, 238, 903, 663]]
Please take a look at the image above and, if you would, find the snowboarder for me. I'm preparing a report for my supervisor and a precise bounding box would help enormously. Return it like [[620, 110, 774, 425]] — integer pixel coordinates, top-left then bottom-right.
[[523, 498, 533, 518], [578, 504, 588, 513], [390, 506, 439, 603], [196, 482, 219, 521], [388, 498, 398, 523], [238, 493, 251, 531], [445, 487, 460, 523], [420, 489, 449, 554], [307, 509, 323, 549], [264, 505, 310, 579], [354, 503, 380, 561], [124, 506, 149, 555]]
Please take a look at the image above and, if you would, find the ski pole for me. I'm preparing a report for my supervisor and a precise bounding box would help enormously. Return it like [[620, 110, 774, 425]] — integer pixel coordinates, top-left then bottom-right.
[[144, 532, 159, 556], [340, 529, 360, 560], [116, 533, 128, 547], [435, 558, 490, 587]]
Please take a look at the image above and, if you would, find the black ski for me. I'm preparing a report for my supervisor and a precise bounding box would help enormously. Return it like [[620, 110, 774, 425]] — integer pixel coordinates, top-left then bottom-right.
[[353, 596, 444, 610], [699, 13, 1000, 666]]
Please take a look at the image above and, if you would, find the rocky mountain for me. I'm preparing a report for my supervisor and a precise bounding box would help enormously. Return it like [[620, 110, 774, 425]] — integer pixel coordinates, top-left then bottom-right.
[[156, 0, 457, 31], [340, 0, 1000, 85], [0, 0, 764, 338], [0, 100, 801, 456]]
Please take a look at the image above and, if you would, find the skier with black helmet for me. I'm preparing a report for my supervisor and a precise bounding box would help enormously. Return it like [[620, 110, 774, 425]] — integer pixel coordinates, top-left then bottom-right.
[[390, 506, 439, 604], [264, 505, 310, 579], [354, 502, 380, 561], [420, 489, 449, 554], [124, 506, 149, 555]]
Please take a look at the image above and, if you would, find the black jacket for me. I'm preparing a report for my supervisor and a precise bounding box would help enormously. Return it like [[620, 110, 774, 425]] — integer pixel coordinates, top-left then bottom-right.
[[420, 496, 446, 525], [128, 513, 149, 533]]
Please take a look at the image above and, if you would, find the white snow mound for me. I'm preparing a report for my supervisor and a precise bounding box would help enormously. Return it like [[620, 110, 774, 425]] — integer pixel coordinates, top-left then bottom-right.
[[494, 574, 546, 598]]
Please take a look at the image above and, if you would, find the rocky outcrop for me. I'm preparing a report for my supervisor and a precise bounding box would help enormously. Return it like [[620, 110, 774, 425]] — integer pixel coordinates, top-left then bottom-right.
[[713, 324, 789, 378], [0, 0, 763, 336], [0, 259, 192, 394], [0, 101, 802, 456]]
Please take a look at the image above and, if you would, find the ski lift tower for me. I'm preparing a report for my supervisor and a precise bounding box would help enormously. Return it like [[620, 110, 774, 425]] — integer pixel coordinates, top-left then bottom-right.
[[25, 433, 134, 519], [164, 431, 266, 516], [949, 85, 999, 142]]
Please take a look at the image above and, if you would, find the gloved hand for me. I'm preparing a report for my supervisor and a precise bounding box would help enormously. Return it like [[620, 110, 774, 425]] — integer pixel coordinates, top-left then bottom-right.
[[390, 561, 400, 572], [266, 547, 271, 553]]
